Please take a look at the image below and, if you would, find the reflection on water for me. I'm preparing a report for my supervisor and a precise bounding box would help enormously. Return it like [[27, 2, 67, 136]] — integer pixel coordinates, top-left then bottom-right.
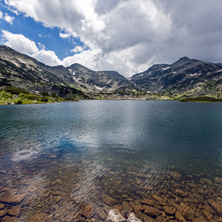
[[0, 101, 222, 221]]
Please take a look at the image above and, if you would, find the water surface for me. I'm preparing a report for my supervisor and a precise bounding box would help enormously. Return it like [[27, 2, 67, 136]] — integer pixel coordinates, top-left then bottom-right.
[[0, 101, 222, 221]]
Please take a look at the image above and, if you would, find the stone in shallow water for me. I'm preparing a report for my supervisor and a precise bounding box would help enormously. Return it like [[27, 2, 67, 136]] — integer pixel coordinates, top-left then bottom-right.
[[140, 199, 155, 206], [0, 190, 26, 204], [209, 199, 222, 216], [168, 171, 181, 179], [0, 209, 8, 217], [0, 170, 6, 174], [102, 194, 116, 206], [8, 206, 21, 217], [55, 178, 63, 185], [0, 203, 5, 209], [176, 203, 195, 221], [2, 216, 17, 222], [81, 203, 94, 218], [105, 209, 125, 222], [175, 211, 186, 222], [163, 205, 176, 215], [127, 212, 142, 222], [143, 205, 161, 217], [29, 213, 49, 222]]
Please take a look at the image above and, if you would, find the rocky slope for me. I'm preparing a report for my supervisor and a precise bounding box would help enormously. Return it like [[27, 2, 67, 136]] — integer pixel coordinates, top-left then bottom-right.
[[1, 45, 222, 100], [0, 45, 134, 97], [131, 57, 222, 98]]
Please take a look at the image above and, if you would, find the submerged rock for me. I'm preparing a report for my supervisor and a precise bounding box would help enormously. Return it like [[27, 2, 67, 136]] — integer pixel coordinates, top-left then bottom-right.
[[209, 199, 222, 216], [163, 205, 176, 215], [2, 216, 17, 222], [29, 213, 49, 222], [0, 209, 8, 217], [102, 194, 116, 206], [0, 190, 26, 204], [8, 206, 21, 217], [81, 204, 94, 218], [127, 213, 142, 222], [143, 205, 161, 217], [105, 209, 125, 222], [0, 203, 5, 209]]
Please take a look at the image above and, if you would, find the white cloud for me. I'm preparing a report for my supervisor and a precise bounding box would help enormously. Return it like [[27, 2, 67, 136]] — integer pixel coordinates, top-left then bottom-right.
[[2, 30, 39, 54], [4, 0, 222, 76], [0, 11, 3, 19], [33, 49, 61, 66], [4, 13, 15, 25], [1, 30, 61, 66], [59, 32, 71, 39], [71, 45, 86, 53]]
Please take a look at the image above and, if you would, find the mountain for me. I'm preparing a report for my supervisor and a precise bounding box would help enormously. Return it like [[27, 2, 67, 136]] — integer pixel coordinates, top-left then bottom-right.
[[67, 63, 133, 92], [0, 45, 135, 97], [131, 57, 222, 98], [1, 45, 222, 101]]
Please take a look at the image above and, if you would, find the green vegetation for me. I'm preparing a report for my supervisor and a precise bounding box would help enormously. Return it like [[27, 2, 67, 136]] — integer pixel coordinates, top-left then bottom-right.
[[180, 96, 222, 102], [0, 86, 80, 105], [4, 86, 30, 94]]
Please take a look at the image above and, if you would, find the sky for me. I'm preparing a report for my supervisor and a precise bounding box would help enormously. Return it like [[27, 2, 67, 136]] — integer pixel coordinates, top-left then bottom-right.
[[0, 0, 222, 77]]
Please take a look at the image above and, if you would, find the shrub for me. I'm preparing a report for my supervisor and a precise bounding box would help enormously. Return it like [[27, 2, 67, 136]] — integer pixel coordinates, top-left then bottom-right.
[[41, 97, 48, 102], [4, 86, 30, 94], [15, 100, 23, 104]]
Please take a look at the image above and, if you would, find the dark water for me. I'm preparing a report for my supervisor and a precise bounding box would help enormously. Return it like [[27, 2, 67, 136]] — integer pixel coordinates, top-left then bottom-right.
[[0, 100, 222, 221]]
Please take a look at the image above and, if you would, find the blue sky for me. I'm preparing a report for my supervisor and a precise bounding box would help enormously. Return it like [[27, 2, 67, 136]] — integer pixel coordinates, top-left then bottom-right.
[[0, 1, 86, 61], [1, 0, 222, 77]]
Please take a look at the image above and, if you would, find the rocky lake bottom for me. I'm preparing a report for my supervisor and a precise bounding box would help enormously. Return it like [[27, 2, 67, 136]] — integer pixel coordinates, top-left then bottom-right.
[[0, 154, 222, 222]]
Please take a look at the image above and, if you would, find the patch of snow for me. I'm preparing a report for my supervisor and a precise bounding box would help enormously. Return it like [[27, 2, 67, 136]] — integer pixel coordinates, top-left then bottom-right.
[[173, 72, 177, 74], [11, 61, 20, 67], [17, 58, 26, 64], [190, 73, 200, 77], [216, 69, 222, 73], [139, 73, 144, 76], [107, 79, 112, 84], [95, 85, 104, 91], [162, 66, 170, 71]]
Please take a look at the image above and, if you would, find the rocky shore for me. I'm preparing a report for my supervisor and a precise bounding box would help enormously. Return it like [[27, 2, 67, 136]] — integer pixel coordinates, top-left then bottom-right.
[[0, 158, 222, 221]]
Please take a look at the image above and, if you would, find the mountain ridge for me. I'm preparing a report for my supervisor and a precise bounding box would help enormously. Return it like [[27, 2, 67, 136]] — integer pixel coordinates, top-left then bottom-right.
[[1, 45, 222, 101]]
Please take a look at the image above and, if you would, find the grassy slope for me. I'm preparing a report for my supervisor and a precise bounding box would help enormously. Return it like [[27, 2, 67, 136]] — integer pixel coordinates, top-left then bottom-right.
[[0, 86, 79, 105]]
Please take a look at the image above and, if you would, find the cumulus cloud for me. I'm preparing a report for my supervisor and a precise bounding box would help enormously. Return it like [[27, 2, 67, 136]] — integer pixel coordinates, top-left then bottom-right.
[[59, 32, 71, 39], [4, 13, 15, 24], [0, 11, 3, 19], [1, 30, 61, 66], [2, 30, 39, 54], [4, 0, 222, 76]]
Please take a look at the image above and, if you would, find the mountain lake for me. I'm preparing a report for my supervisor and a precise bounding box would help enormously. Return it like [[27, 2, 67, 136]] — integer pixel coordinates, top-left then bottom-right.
[[0, 100, 222, 221]]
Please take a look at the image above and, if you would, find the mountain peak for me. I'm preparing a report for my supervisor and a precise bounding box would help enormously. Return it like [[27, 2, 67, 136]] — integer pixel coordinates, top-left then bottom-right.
[[177, 56, 190, 62]]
